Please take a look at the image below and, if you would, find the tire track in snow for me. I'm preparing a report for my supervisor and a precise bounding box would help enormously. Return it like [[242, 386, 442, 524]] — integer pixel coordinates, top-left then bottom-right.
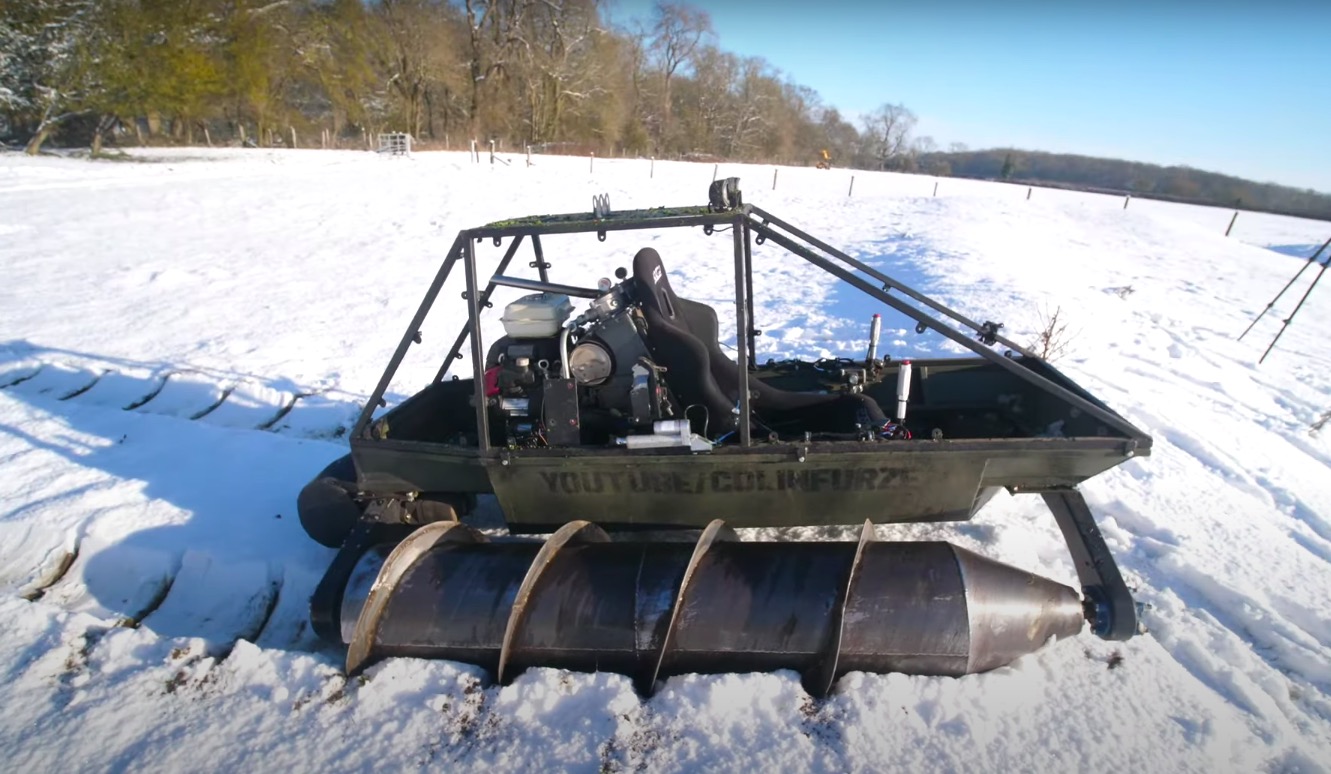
[[122, 372, 170, 410], [1105, 455, 1331, 737], [118, 566, 179, 629], [57, 371, 105, 401], [0, 364, 43, 388], [19, 543, 80, 603], [0, 358, 360, 440], [1093, 331, 1331, 741], [15, 526, 316, 692], [0, 355, 363, 686], [186, 385, 234, 421]]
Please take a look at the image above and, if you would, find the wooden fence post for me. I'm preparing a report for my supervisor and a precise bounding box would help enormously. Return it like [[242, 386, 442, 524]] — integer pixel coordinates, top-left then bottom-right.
[[848, 176, 855, 197], [712, 163, 718, 181], [772, 168, 778, 190], [1225, 210, 1239, 237], [589, 152, 595, 173], [1026, 186, 1032, 200], [650, 156, 654, 178], [290, 126, 297, 149], [489, 139, 496, 164], [932, 181, 938, 197], [1123, 195, 1131, 209], [203, 127, 212, 148]]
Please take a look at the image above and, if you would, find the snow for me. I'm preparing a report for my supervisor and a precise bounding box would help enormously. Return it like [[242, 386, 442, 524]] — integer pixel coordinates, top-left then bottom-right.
[[2, 147, 1330, 772]]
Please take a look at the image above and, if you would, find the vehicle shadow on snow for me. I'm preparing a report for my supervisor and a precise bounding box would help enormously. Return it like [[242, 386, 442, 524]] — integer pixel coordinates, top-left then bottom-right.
[[748, 233, 998, 363], [1267, 243, 1326, 261], [0, 341, 405, 660]]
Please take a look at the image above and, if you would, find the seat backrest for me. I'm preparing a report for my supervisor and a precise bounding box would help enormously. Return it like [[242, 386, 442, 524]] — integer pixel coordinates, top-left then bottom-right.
[[632, 248, 737, 436], [631, 247, 889, 436]]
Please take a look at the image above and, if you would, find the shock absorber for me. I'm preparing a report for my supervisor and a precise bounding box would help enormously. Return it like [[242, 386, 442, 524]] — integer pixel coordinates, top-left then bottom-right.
[[896, 359, 912, 421], [865, 313, 881, 366]]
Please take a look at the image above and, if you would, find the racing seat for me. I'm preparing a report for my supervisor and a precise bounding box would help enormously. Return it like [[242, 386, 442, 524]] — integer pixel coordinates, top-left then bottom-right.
[[632, 247, 889, 438]]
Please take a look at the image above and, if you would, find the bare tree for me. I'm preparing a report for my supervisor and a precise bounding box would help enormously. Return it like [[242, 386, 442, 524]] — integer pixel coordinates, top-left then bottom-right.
[[517, 0, 606, 144], [462, 0, 497, 138], [616, 21, 652, 153], [726, 56, 779, 159], [649, 1, 710, 152], [1, 0, 948, 170], [816, 107, 859, 166], [371, 0, 461, 139], [860, 102, 916, 170]]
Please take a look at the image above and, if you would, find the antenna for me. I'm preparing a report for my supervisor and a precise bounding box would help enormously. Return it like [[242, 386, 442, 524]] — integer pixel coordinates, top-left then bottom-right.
[[1259, 252, 1330, 363], [1239, 236, 1331, 342]]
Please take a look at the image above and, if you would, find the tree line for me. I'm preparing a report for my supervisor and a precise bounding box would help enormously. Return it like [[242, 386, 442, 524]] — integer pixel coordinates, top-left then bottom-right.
[[3, 1, 1326, 218], [916, 149, 1331, 220], [0, 0, 897, 166]]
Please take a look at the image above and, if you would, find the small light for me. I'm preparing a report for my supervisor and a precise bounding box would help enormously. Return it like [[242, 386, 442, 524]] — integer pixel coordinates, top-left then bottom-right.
[[597, 277, 613, 292]]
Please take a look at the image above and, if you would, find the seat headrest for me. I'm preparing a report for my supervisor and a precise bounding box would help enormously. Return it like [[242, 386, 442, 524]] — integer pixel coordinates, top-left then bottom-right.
[[632, 247, 678, 320]]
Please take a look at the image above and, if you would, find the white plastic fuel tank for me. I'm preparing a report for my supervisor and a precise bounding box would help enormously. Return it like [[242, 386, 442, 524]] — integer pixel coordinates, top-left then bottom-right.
[[501, 293, 574, 338]]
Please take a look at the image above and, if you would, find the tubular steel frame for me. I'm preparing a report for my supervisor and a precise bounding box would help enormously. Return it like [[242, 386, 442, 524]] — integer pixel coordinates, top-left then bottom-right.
[[335, 197, 1149, 642], [351, 201, 1150, 450]]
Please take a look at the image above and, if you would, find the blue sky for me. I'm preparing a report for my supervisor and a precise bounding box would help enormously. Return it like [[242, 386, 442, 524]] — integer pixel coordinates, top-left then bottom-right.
[[605, 1, 1330, 192]]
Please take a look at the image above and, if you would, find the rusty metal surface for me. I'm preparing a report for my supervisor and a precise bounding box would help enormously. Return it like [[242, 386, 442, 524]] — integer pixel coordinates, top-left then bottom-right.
[[495, 521, 609, 685], [344, 521, 484, 675], [646, 520, 738, 692], [801, 519, 876, 698], [330, 523, 1086, 690]]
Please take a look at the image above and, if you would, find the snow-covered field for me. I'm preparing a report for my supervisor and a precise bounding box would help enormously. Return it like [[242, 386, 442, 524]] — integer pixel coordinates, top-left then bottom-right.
[[2, 148, 1329, 773]]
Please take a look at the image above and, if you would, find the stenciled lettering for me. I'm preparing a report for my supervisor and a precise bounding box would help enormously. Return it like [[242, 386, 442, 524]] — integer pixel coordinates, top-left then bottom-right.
[[537, 466, 914, 495]]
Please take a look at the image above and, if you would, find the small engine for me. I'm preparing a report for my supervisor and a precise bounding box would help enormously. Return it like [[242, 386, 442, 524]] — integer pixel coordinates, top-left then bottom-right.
[[486, 281, 675, 448]]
